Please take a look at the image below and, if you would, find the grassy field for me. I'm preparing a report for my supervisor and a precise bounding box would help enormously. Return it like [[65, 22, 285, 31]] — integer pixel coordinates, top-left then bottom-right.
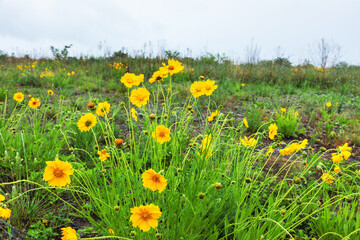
[[0, 55, 360, 240]]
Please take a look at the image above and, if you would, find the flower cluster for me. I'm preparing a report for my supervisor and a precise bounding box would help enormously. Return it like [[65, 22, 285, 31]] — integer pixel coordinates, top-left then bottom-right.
[[190, 79, 218, 97], [208, 110, 220, 122], [279, 139, 308, 156]]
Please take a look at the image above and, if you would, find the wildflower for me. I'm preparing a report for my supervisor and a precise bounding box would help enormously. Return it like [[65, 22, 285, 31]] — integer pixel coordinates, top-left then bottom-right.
[[13, 92, 24, 102], [200, 75, 205, 80], [87, 102, 95, 109], [149, 70, 168, 83], [326, 102, 331, 107], [121, 73, 144, 88], [28, 98, 41, 108], [159, 59, 184, 76], [77, 113, 97, 132], [152, 125, 171, 144], [294, 112, 299, 117], [208, 110, 220, 122], [131, 108, 138, 121], [98, 149, 109, 161], [200, 135, 213, 159], [0, 207, 11, 220], [142, 169, 167, 193], [334, 165, 341, 173], [190, 81, 205, 97], [279, 140, 307, 156], [96, 101, 111, 117], [43, 158, 74, 187], [281, 108, 286, 112], [28, 94, 33, 98], [332, 153, 342, 164], [266, 146, 274, 156], [202, 79, 218, 96], [61, 226, 78, 240], [215, 183, 222, 189], [108, 228, 115, 235], [71, 71, 75, 75], [129, 88, 150, 107], [339, 143, 352, 152], [321, 173, 334, 183], [268, 123, 278, 140], [0, 194, 5, 203], [243, 118, 249, 128], [241, 83, 245, 86], [47, 90, 54, 95], [130, 204, 162, 232], [114, 138, 123, 147], [240, 136, 257, 147]]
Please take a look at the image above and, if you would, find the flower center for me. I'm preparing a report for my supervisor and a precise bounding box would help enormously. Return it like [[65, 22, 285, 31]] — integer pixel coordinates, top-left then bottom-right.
[[137, 96, 145, 101], [142, 212, 150, 220], [158, 132, 166, 138], [53, 168, 63, 177], [168, 65, 175, 71], [32, 101, 37, 105], [152, 175, 159, 182], [156, 76, 162, 81], [85, 120, 92, 127]]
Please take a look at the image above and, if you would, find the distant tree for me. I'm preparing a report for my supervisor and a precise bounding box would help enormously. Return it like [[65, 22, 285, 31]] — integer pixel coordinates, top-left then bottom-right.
[[308, 38, 341, 68], [50, 44, 73, 60], [274, 57, 292, 67]]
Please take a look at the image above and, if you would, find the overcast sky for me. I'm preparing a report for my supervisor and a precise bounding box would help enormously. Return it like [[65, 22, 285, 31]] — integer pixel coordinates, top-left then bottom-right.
[[0, 0, 359, 65]]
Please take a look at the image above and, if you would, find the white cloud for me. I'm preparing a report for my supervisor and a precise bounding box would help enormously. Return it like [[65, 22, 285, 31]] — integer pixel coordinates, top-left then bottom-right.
[[0, 0, 359, 64]]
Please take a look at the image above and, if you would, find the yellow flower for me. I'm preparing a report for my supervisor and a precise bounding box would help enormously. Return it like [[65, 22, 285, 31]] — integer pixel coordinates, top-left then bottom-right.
[[159, 59, 184, 76], [77, 113, 97, 132], [331, 153, 343, 164], [152, 125, 171, 144], [243, 118, 249, 128], [339, 143, 352, 152], [96, 101, 111, 117], [202, 79, 218, 96], [47, 90, 54, 95], [142, 169, 167, 193], [13, 92, 24, 102], [190, 81, 205, 98], [43, 158, 74, 187], [0, 194, 5, 203], [61, 226, 78, 240], [240, 136, 257, 147], [108, 228, 115, 235], [279, 140, 307, 156], [114, 138, 123, 147], [208, 110, 220, 122], [326, 102, 331, 107], [200, 75, 205, 80], [200, 135, 213, 159], [28, 97, 41, 108], [334, 165, 341, 173], [294, 112, 299, 117], [281, 108, 286, 112], [131, 108, 138, 121], [130, 204, 162, 232], [71, 71, 75, 75], [266, 146, 274, 156], [0, 207, 11, 220], [241, 83, 245, 86], [321, 173, 334, 183], [120, 73, 144, 88], [97, 149, 109, 161], [129, 88, 150, 107], [149, 70, 168, 83], [268, 123, 278, 140]]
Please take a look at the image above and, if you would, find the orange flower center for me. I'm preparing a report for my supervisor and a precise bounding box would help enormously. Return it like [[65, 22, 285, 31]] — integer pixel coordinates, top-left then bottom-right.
[[206, 86, 211, 90], [141, 212, 150, 220], [137, 96, 145, 101], [158, 131, 166, 138], [168, 65, 175, 71], [32, 101, 37, 105], [85, 120, 92, 127], [152, 175, 159, 182], [53, 168, 63, 177]]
